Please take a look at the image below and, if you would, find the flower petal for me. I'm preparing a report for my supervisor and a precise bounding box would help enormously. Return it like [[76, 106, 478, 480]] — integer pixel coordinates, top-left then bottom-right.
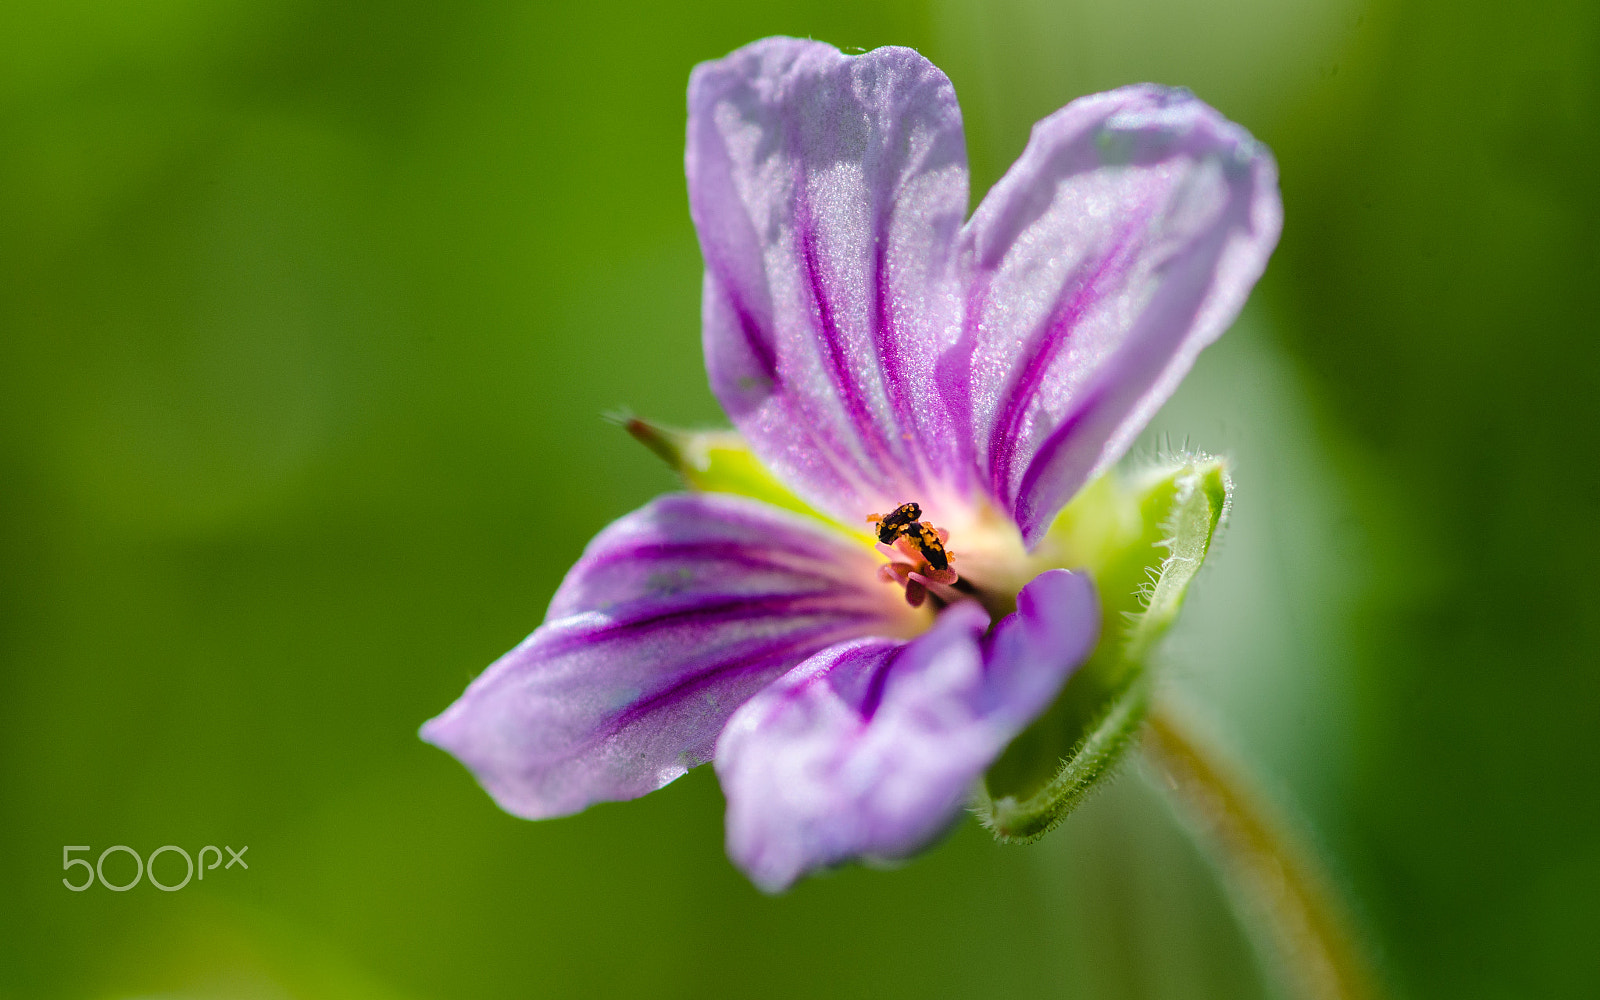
[[687, 38, 972, 523], [421, 493, 923, 820], [954, 85, 1282, 545], [715, 568, 1097, 892]]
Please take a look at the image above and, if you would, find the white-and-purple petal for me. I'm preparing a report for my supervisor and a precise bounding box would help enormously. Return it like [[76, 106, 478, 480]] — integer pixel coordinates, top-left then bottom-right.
[[421, 493, 923, 820], [687, 38, 972, 523], [715, 569, 1098, 892], [954, 85, 1282, 544]]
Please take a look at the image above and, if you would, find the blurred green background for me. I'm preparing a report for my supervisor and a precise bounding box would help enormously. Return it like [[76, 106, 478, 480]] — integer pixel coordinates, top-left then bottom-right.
[[2, 0, 1596, 997]]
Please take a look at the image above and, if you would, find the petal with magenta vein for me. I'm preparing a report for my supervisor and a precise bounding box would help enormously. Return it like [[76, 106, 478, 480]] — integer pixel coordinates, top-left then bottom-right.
[[421, 493, 922, 820], [716, 569, 1097, 891], [954, 85, 1281, 545], [688, 37, 972, 523]]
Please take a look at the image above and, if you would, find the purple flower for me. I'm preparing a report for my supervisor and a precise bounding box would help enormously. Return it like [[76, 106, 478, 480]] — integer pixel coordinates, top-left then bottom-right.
[[422, 38, 1280, 892]]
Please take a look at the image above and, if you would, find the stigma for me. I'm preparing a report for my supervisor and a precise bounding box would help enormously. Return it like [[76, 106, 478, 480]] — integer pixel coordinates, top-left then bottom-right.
[[867, 503, 959, 608]]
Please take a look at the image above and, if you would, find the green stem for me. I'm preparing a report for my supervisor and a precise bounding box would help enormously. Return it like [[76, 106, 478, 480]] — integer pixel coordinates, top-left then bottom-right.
[[1142, 701, 1382, 1000]]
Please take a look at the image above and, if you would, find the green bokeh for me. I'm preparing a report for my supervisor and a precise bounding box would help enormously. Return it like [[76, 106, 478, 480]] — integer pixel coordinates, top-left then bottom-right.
[[2, 0, 1595, 997]]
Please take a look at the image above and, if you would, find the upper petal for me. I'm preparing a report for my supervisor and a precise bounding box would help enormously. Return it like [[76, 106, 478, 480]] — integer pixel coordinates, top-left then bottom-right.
[[952, 85, 1281, 545], [687, 38, 972, 524], [715, 568, 1097, 892], [421, 493, 923, 820]]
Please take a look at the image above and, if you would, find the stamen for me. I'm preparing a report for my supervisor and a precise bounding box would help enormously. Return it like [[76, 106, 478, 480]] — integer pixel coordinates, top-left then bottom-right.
[[867, 502, 958, 607], [908, 572, 963, 605], [877, 563, 913, 585], [903, 579, 928, 608]]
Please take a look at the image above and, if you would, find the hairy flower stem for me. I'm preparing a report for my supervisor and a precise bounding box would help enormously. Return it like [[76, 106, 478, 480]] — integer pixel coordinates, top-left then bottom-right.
[[1142, 702, 1381, 1000]]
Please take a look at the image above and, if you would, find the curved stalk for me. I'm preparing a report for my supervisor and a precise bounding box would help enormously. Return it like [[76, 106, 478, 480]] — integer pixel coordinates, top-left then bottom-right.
[[1142, 701, 1382, 1000]]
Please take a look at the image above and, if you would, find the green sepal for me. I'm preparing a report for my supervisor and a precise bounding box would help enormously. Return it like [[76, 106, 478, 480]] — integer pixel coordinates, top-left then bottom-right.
[[975, 456, 1231, 842], [618, 417, 855, 533]]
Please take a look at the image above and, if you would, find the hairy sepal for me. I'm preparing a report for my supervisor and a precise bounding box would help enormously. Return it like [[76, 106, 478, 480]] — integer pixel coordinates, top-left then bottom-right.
[[975, 456, 1231, 842], [621, 417, 863, 536]]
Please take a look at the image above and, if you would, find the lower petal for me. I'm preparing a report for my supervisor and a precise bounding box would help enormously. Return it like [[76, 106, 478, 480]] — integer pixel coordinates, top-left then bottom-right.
[[715, 568, 1098, 891], [420, 493, 924, 820]]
